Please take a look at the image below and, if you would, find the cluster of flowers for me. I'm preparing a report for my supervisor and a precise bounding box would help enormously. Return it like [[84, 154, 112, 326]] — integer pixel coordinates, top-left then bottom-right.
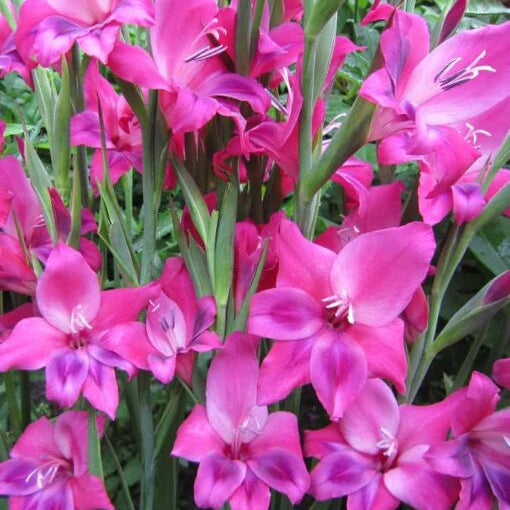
[[0, 0, 509, 509]]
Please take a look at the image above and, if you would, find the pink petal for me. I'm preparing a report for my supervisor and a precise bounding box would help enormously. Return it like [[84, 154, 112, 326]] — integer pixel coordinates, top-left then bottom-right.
[[425, 435, 476, 478], [330, 223, 435, 327], [457, 469, 492, 510], [406, 22, 510, 124], [110, 0, 155, 27], [348, 474, 400, 510], [87, 343, 135, 378], [384, 445, 460, 510], [493, 358, 510, 389], [340, 379, 400, 455], [194, 452, 246, 509], [229, 469, 270, 510], [32, 16, 85, 67], [147, 353, 176, 384], [257, 339, 313, 405], [480, 458, 510, 508], [0, 458, 44, 495], [76, 24, 120, 65], [45, 0, 113, 24], [247, 447, 309, 503], [309, 446, 377, 500], [451, 371, 499, 436], [276, 219, 336, 300], [348, 320, 407, 394], [304, 424, 344, 459], [45, 349, 89, 408], [82, 359, 119, 419], [70, 111, 106, 149], [397, 392, 461, 451], [248, 412, 303, 459], [452, 181, 485, 225], [100, 322, 153, 370], [190, 330, 223, 353], [206, 333, 267, 444], [37, 244, 100, 334], [10, 417, 60, 460], [107, 40, 168, 90], [310, 330, 367, 420], [0, 318, 66, 370], [172, 405, 225, 462], [248, 288, 324, 341], [53, 411, 96, 477], [93, 283, 159, 332], [70, 473, 114, 509]]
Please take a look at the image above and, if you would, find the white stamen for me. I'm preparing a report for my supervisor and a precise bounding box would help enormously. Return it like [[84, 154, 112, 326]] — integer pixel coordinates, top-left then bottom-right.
[[464, 122, 492, 145], [148, 299, 160, 313], [439, 50, 496, 91], [69, 305, 93, 335], [504, 435, 510, 447], [376, 427, 398, 458]]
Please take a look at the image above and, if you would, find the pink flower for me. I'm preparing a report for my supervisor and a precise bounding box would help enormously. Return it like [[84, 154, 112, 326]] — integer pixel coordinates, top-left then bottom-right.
[[104, 257, 221, 385], [108, 0, 270, 135], [426, 371, 510, 510], [0, 3, 32, 85], [306, 379, 460, 510], [15, 0, 155, 66], [0, 243, 157, 418], [248, 219, 435, 419], [172, 333, 309, 509], [360, 11, 510, 224], [71, 60, 142, 191], [0, 411, 113, 509]]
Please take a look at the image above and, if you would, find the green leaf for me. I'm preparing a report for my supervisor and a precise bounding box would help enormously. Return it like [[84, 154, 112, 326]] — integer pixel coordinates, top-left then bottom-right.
[[88, 411, 104, 479], [214, 180, 238, 307], [171, 155, 210, 245], [433, 271, 510, 353], [52, 58, 71, 197], [305, 0, 346, 38], [23, 127, 57, 244], [470, 217, 510, 275]]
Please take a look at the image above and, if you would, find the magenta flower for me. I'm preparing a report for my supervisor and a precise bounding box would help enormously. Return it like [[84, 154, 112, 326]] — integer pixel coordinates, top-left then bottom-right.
[[0, 411, 113, 509], [248, 219, 435, 419], [108, 0, 270, 135], [104, 257, 221, 385], [426, 371, 510, 510], [0, 243, 157, 418], [172, 333, 310, 509], [360, 11, 510, 224], [306, 378, 460, 510], [71, 60, 142, 191], [0, 3, 32, 85], [15, 0, 155, 67]]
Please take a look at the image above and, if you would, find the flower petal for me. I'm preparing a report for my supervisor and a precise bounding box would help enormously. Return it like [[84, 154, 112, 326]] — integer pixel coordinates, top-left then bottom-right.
[[0, 318, 66, 370], [340, 378, 400, 455], [310, 330, 367, 420], [247, 447, 309, 503], [172, 405, 225, 462], [206, 333, 267, 444], [330, 223, 435, 327], [248, 288, 324, 341], [309, 446, 377, 500], [194, 452, 246, 509], [45, 349, 89, 408], [37, 244, 101, 334], [70, 473, 114, 510], [82, 359, 118, 419], [257, 338, 313, 405]]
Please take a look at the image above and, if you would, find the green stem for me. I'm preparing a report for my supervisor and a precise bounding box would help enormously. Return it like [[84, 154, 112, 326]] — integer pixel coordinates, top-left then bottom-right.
[[140, 91, 159, 284], [406, 225, 461, 402], [138, 373, 155, 510], [20, 372, 31, 428], [122, 169, 134, 235], [296, 27, 318, 237], [105, 434, 136, 510], [235, 0, 252, 75], [451, 324, 489, 392], [4, 372, 21, 436], [87, 410, 104, 480]]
